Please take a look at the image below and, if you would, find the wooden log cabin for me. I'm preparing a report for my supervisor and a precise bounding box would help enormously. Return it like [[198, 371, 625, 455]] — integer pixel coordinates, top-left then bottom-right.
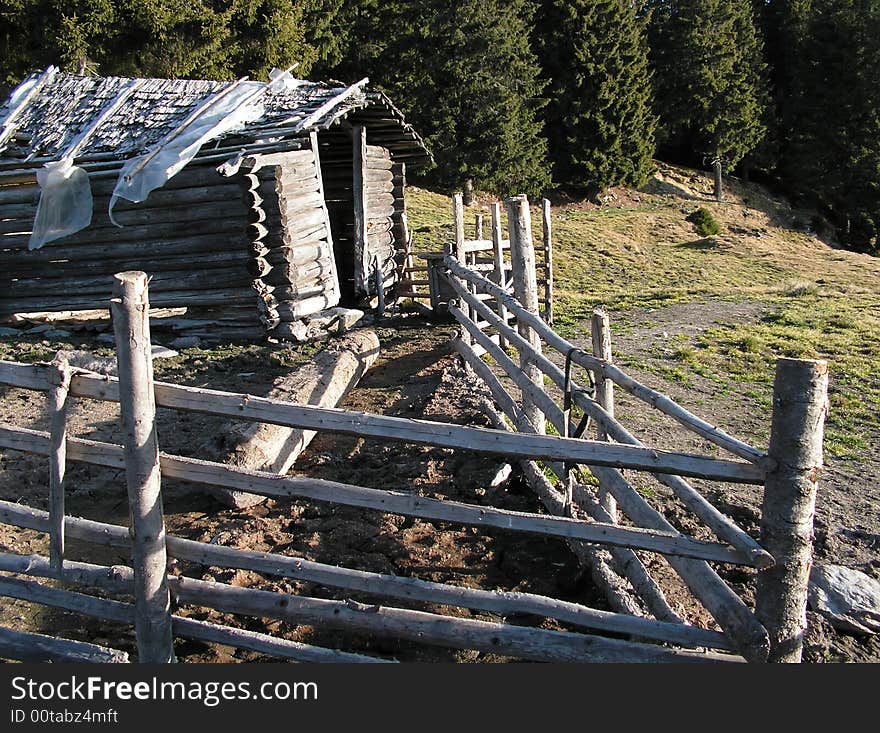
[[0, 68, 431, 340]]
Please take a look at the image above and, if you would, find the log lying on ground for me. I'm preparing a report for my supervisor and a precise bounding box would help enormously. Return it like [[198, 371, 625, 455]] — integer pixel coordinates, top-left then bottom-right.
[[200, 329, 380, 508]]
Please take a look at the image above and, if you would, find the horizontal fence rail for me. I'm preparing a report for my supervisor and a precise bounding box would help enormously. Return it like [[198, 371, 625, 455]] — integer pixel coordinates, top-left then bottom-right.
[[0, 425, 760, 566], [0, 361, 765, 484], [0, 502, 733, 651]]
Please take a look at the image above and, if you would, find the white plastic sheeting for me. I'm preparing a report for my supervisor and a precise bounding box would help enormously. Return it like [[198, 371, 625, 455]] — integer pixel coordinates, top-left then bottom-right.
[[29, 160, 93, 250], [109, 69, 300, 219], [22, 67, 305, 248]]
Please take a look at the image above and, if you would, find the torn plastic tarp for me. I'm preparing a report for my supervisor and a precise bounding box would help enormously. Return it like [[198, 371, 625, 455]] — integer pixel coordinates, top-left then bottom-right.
[[108, 73, 298, 218], [28, 78, 141, 250], [28, 160, 93, 250]]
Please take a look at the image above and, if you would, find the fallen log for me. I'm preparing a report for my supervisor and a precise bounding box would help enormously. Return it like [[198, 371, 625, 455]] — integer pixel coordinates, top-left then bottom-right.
[[200, 329, 380, 508]]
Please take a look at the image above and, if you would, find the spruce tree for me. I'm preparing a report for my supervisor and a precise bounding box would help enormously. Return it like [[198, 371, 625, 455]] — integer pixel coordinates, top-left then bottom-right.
[[779, 0, 880, 252], [537, 0, 657, 193], [647, 0, 769, 195], [314, 0, 551, 197], [0, 0, 319, 88]]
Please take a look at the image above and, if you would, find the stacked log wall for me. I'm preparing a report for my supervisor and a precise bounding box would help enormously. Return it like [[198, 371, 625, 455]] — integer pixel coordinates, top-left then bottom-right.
[[0, 164, 260, 324], [247, 141, 340, 327], [362, 143, 398, 296]]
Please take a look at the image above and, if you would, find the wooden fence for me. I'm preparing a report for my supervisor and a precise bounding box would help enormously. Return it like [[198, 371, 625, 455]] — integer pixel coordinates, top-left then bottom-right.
[[0, 221, 827, 662], [395, 193, 554, 325]]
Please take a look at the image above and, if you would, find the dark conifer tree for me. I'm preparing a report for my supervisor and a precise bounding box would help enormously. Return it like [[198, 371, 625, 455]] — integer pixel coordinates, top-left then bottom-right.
[[779, 0, 880, 251], [646, 0, 769, 196], [313, 0, 551, 197], [537, 0, 657, 192]]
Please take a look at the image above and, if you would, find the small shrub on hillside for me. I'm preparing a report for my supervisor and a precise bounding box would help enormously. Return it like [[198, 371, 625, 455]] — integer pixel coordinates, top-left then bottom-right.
[[686, 208, 721, 236]]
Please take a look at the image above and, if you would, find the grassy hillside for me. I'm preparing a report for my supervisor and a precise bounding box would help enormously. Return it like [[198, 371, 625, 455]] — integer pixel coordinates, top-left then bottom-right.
[[406, 162, 880, 459]]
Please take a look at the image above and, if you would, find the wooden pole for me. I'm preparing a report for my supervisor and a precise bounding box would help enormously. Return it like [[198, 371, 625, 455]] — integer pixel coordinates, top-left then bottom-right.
[[353, 125, 370, 297], [47, 354, 70, 573], [756, 358, 828, 663], [0, 573, 391, 663], [490, 203, 509, 349], [451, 193, 465, 259], [0, 430, 763, 567], [474, 212, 484, 241], [506, 195, 545, 435], [591, 309, 617, 521], [0, 520, 729, 651], [110, 271, 174, 664], [541, 198, 554, 325]]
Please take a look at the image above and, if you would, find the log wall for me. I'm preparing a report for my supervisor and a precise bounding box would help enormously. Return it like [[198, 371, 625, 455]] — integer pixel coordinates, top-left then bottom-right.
[[0, 163, 260, 323], [247, 140, 341, 327]]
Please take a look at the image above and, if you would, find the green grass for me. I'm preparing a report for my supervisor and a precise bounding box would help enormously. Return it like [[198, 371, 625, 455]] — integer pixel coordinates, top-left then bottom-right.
[[406, 165, 880, 459]]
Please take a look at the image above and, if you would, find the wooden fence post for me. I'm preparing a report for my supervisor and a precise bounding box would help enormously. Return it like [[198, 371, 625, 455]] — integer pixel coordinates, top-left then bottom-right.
[[490, 203, 509, 349], [111, 271, 175, 663], [474, 212, 484, 241], [756, 358, 828, 663], [591, 309, 617, 522], [506, 195, 545, 435], [450, 192, 465, 260], [541, 198, 554, 326], [47, 355, 70, 573]]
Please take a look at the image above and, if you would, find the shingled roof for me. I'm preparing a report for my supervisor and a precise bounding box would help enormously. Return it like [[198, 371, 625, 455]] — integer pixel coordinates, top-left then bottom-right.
[[0, 68, 431, 166]]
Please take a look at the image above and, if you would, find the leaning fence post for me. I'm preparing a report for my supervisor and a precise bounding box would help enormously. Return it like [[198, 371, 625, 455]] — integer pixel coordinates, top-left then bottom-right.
[[47, 354, 71, 574], [591, 309, 617, 522], [756, 358, 828, 663], [506, 195, 546, 435], [111, 271, 175, 664]]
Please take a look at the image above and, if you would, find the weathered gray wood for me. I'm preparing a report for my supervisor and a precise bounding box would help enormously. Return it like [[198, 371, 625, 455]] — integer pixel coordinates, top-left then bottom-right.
[[452, 337, 528, 430], [109, 272, 174, 664], [352, 125, 370, 296], [202, 330, 379, 508], [436, 274, 774, 565], [756, 358, 828, 663], [1, 216, 247, 250], [0, 625, 129, 663], [541, 198, 554, 325], [308, 131, 341, 306], [0, 569, 388, 663], [0, 360, 767, 483], [449, 193, 465, 258], [506, 195, 546, 435], [0, 287, 258, 316], [444, 256, 767, 465], [581, 469, 770, 662], [0, 232, 250, 266], [490, 203, 510, 349], [0, 503, 730, 651], [591, 309, 617, 521], [0, 424, 762, 566], [0, 549, 738, 663], [47, 355, 70, 573], [450, 303, 568, 433], [576, 488, 684, 624]]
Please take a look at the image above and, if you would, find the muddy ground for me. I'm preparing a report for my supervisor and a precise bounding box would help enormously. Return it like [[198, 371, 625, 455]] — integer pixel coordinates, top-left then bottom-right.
[[0, 305, 877, 662]]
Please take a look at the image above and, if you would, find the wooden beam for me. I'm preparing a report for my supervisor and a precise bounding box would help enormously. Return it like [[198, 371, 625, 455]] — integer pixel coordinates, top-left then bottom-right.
[[0, 625, 128, 663], [0, 427, 761, 566], [444, 256, 767, 466], [0, 569, 389, 663]]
